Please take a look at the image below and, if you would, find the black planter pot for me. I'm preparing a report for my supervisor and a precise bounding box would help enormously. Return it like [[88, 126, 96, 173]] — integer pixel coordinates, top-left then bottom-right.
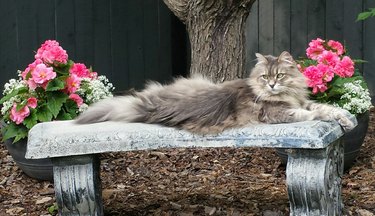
[[4, 138, 53, 181], [276, 111, 370, 171]]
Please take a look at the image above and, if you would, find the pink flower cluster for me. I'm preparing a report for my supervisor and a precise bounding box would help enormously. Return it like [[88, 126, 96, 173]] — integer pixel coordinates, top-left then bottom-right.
[[10, 97, 37, 124], [302, 38, 354, 94], [10, 40, 96, 124], [34, 40, 68, 64]]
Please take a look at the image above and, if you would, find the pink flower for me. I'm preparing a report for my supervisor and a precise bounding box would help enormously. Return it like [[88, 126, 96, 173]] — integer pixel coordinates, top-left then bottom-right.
[[317, 50, 340, 67], [69, 94, 83, 107], [31, 63, 56, 84], [66, 74, 81, 94], [27, 97, 38, 109], [90, 72, 98, 79], [10, 104, 30, 124], [327, 40, 345, 55], [297, 64, 303, 72], [334, 56, 354, 77], [26, 79, 38, 90], [303, 64, 334, 94], [70, 63, 90, 78], [35, 40, 68, 64], [306, 38, 325, 60], [22, 59, 44, 80]]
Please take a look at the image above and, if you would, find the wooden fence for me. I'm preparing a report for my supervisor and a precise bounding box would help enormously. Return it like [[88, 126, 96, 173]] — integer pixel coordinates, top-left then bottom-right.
[[245, 0, 375, 101], [0, 0, 187, 92], [0, 0, 374, 100]]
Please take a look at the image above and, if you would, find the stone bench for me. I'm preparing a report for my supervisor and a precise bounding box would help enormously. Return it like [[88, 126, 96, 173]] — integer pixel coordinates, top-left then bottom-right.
[[25, 119, 356, 216]]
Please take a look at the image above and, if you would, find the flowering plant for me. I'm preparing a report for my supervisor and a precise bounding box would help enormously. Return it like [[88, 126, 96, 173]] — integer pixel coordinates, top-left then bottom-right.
[[298, 38, 372, 116], [0, 40, 114, 142]]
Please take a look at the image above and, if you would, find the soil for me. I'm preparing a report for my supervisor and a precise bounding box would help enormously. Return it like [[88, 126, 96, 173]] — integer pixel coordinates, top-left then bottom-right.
[[1, 110, 375, 216]]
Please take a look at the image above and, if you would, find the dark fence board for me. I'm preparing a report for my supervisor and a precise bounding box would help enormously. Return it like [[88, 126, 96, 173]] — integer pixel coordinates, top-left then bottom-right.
[[343, 0, 364, 72], [157, 2, 174, 83], [127, 1, 146, 89], [290, 0, 308, 57], [307, 0, 326, 41], [16, 0, 38, 68], [343, 0, 363, 58], [245, 0, 259, 73], [143, 0, 160, 82], [258, 0, 274, 54], [93, 0, 113, 81], [0, 0, 18, 82], [274, 0, 291, 55], [363, 0, 375, 100], [55, 0, 76, 58], [110, 1, 130, 89], [74, 0, 94, 65], [36, 0, 56, 44], [326, 0, 344, 41]]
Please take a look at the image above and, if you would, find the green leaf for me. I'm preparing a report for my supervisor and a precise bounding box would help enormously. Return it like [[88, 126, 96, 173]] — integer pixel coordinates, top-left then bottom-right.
[[0, 87, 28, 104], [36, 105, 53, 122], [357, 8, 375, 21], [357, 11, 373, 21], [64, 100, 78, 119], [353, 59, 368, 64], [48, 203, 58, 215], [46, 92, 68, 118], [2, 123, 28, 142], [23, 109, 38, 129], [46, 78, 66, 91], [56, 111, 73, 120], [53, 60, 74, 75], [13, 130, 28, 143]]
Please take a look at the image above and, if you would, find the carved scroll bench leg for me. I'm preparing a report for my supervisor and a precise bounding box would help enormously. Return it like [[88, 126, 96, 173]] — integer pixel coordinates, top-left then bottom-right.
[[286, 140, 344, 216], [52, 155, 103, 216]]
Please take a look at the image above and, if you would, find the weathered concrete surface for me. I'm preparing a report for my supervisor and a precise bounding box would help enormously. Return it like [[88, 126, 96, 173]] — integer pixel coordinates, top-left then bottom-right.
[[26, 119, 356, 159]]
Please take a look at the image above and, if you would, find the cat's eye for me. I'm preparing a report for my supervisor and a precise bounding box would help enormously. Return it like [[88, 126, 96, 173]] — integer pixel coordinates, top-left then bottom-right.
[[276, 73, 285, 79], [261, 74, 269, 79]]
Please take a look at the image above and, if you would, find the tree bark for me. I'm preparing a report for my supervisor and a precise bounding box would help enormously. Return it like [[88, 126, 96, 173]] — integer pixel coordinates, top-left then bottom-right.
[[163, 0, 256, 82]]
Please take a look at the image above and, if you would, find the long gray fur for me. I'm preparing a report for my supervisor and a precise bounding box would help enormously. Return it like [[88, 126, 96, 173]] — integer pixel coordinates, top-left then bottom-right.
[[75, 51, 356, 134]]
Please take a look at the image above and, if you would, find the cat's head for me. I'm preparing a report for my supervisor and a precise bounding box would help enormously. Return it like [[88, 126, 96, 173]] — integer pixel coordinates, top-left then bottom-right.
[[248, 51, 308, 100]]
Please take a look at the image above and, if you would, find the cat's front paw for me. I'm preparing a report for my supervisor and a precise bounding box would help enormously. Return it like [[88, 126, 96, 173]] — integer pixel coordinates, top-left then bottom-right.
[[335, 109, 358, 132]]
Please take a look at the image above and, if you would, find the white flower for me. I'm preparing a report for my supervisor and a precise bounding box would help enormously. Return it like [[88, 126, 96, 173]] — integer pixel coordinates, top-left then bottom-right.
[[3, 77, 26, 95], [78, 103, 89, 113], [76, 75, 114, 107], [335, 80, 372, 115], [1, 76, 27, 115]]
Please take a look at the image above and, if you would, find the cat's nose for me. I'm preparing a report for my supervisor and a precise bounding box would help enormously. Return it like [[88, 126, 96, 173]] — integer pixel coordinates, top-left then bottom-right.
[[269, 83, 275, 89]]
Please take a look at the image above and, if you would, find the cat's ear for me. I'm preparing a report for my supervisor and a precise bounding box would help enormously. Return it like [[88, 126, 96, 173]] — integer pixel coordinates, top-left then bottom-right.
[[255, 53, 268, 64], [278, 51, 295, 65]]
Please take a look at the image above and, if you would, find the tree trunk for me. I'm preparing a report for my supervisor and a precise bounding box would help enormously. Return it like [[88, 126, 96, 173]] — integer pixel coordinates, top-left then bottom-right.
[[163, 0, 256, 82]]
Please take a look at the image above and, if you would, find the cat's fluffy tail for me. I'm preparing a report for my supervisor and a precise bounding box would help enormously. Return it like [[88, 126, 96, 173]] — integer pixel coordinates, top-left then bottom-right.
[[75, 96, 145, 124]]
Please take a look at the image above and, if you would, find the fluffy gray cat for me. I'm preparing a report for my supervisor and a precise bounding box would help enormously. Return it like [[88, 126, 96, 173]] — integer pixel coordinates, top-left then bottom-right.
[[76, 51, 355, 134]]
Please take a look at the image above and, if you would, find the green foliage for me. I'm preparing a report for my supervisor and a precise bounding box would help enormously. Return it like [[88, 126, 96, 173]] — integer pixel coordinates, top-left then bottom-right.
[[0, 86, 28, 104], [357, 8, 375, 21], [46, 91, 68, 118], [47, 203, 58, 215], [46, 77, 66, 91], [36, 105, 53, 122], [1, 122, 28, 143], [53, 60, 73, 75], [23, 109, 38, 129]]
